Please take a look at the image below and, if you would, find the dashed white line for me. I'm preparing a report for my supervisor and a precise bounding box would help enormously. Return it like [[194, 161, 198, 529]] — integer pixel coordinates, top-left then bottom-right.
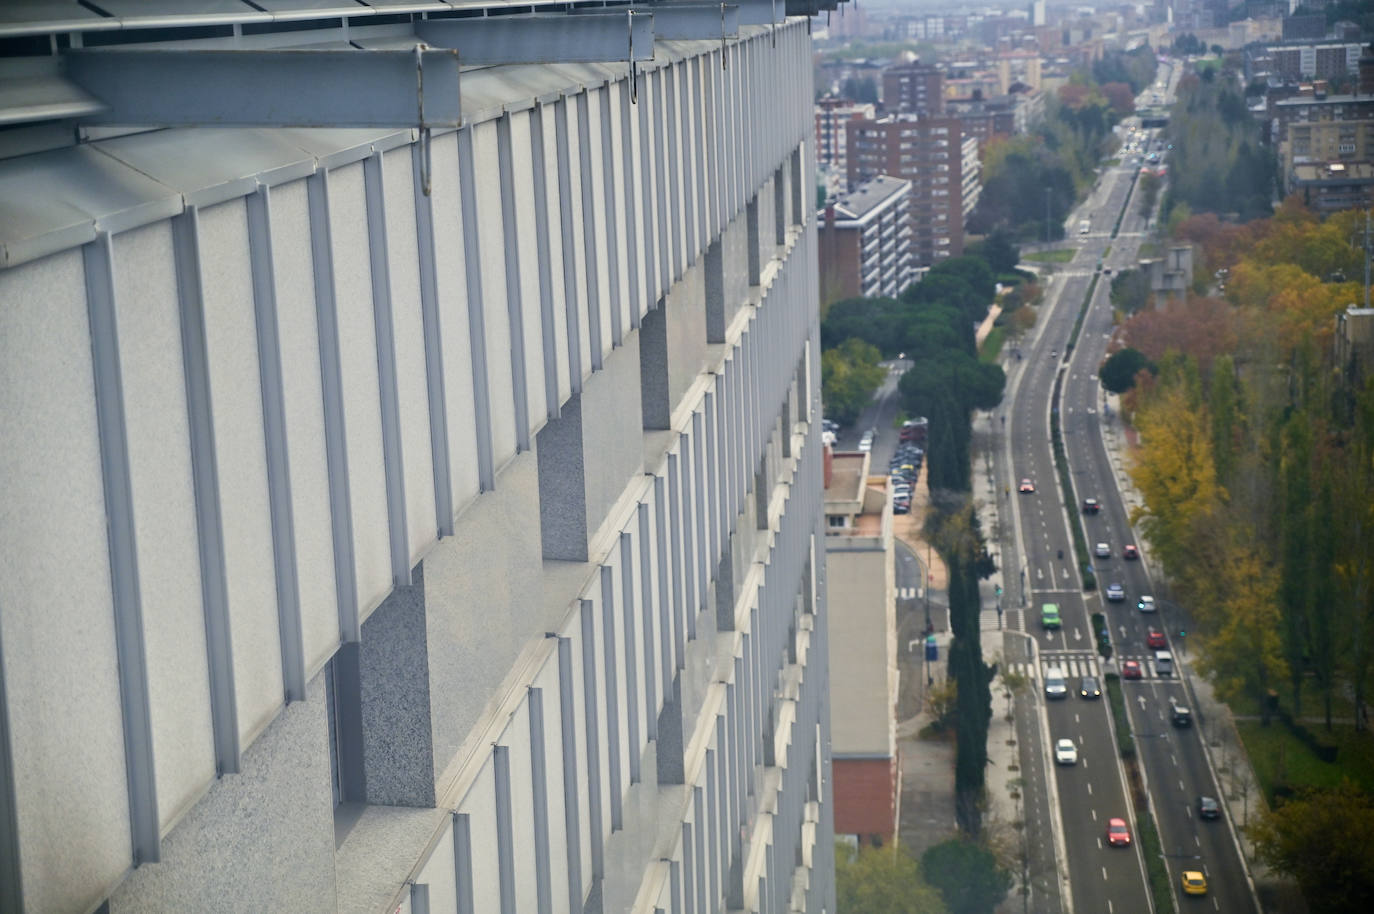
[[1087, 782, 1093, 795], [1102, 865, 1108, 881]]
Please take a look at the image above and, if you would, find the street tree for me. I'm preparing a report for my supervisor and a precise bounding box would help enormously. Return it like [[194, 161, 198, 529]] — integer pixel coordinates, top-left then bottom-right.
[[1250, 780, 1374, 914], [1099, 347, 1152, 393], [921, 839, 1013, 914], [835, 843, 948, 914]]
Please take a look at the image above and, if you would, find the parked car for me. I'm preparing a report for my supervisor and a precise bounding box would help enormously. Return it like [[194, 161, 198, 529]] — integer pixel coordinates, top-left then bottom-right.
[[1121, 660, 1143, 680], [1095, 542, 1111, 558], [1137, 595, 1156, 613], [1080, 676, 1102, 699], [1019, 478, 1035, 493], [1198, 796, 1220, 820], [1123, 544, 1140, 560], [1146, 628, 1167, 649], [1181, 870, 1207, 896], [1106, 583, 1125, 602], [1082, 497, 1101, 514], [1106, 818, 1132, 847], [1054, 738, 1079, 765]]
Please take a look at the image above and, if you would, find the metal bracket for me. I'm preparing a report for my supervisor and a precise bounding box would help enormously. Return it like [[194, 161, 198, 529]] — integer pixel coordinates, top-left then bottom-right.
[[65, 47, 461, 128]]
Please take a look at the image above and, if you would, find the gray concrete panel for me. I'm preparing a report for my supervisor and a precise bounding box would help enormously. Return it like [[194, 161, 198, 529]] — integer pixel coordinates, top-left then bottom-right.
[[359, 565, 436, 808], [109, 675, 337, 914]]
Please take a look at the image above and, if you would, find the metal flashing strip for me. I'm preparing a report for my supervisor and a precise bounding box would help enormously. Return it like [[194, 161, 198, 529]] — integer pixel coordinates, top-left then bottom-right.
[[552, 98, 584, 391], [579, 600, 605, 879], [527, 103, 562, 421], [619, 532, 641, 785], [599, 567, 622, 831], [83, 232, 162, 864], [493, 745, 517, 914], [456, 126, 496, 491], [452, 812, 476, 914], [171, 211, 242, 778], [417, 12, 654, 65], [362, 152, 413, 589], [555, 636, 584, 914], [0, 625, 18, 909], [411, 141, 455, 537], [635, 3, 740, 40], [575, 92, 603, 372], [65, 48, 461, 128], [246, 186, 308, 704], [495, 114, 531, 450], [527, 687, 554, 914], [306, 170, 362, 643]]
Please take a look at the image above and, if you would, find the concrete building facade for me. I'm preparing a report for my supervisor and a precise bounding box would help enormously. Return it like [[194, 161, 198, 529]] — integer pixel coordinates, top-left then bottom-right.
[[0, 7, 837, 914], [818, 176, 916, 307]]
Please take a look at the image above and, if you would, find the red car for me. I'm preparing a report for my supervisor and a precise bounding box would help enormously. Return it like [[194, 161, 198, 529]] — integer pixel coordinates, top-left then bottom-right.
[[1146, 629, 1167, 649], [1121, 660, 1143, 680], [1107, 818, 1132, 847], [1123, 544, 1140, 560]]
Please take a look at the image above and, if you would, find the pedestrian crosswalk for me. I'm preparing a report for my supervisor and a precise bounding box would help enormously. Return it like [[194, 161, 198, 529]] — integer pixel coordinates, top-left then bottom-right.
[[897, 586, 924, 600], [1004, 653, 1174, 682]]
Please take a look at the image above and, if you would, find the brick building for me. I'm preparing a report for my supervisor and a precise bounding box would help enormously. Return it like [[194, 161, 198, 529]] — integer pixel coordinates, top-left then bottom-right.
[[846, 114, 979, 266]]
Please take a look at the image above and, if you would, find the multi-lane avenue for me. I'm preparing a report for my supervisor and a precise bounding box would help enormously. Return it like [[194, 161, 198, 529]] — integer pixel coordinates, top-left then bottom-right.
[[994, 58, 1262, 914]]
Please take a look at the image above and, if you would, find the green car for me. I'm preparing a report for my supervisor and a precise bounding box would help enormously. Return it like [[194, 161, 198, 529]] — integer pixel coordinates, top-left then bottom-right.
[[1041, 603, 1062, 629]]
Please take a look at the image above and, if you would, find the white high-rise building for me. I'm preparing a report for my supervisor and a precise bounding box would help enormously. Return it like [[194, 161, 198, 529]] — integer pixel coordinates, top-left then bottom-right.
[[0, 5, 839, 913]]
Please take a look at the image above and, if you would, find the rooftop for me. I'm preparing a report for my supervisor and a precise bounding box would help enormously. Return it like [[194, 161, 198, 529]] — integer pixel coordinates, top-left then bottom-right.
[[828, 175, 911, 222]]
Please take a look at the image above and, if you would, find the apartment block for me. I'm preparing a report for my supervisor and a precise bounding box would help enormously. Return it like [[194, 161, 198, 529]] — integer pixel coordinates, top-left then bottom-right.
[[1271, 92, 1374, 147], [1291, 160, 1374, 213], [815, 96, 878, 190], [882, 61, 945, 115], [846, 114, 978, 267], [0, 7, 838, 914], [818, 176, 916, 307]]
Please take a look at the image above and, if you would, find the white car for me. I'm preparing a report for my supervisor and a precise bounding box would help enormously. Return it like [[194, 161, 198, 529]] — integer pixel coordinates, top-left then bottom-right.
[[1054, 738, 1079, 765], [1094, 542, 1111, 558], [1137, 595, 1156, 613]]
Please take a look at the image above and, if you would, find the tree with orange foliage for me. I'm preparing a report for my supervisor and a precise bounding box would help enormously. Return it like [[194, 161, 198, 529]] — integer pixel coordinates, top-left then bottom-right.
[[1117, 294, 1236, 379]]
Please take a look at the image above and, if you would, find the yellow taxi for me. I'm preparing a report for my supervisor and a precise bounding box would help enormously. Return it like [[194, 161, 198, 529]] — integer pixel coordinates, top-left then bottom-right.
[[1181, 870, 1207, 896]]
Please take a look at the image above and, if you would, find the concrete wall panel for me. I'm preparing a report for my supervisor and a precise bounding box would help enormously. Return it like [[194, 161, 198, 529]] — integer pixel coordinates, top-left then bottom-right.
[[269, 179, 341, 675], [112, 222, 216, 830]]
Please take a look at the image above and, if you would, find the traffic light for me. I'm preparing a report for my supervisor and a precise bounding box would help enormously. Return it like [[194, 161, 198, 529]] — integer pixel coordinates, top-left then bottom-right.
[[1180, 630, 1187, 638], [995, 584, 1003, 596]]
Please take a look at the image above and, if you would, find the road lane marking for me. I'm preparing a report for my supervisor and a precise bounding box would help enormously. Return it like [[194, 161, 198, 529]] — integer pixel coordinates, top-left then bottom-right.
[[1087, 782, 1093, 795], [1102, 866, 1108, 880]]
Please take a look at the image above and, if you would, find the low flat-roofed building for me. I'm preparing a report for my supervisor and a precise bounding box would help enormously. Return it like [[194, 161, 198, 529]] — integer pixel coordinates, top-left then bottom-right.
[[823, 450, 900, 847]]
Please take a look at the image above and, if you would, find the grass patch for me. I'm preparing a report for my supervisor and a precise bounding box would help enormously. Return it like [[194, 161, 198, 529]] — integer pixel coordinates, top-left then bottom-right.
[[1136, 814, 1176, 914], [980, 327, 1006, 363], [1236, 719, 1374, 803], [1023, 248, 1076, 264]]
